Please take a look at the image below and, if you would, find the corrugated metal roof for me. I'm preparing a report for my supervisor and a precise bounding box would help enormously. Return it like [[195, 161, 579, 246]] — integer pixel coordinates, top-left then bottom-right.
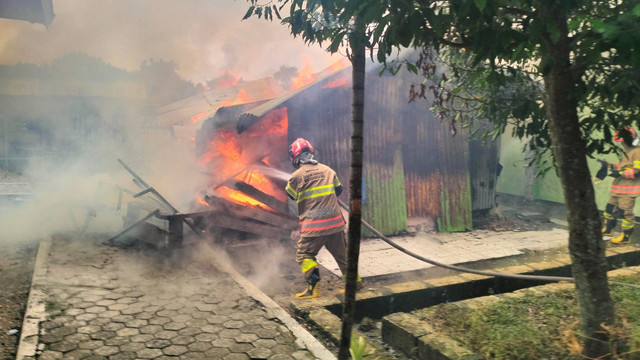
[[154, 77, 281, 128], [237, 67, 351, 133]]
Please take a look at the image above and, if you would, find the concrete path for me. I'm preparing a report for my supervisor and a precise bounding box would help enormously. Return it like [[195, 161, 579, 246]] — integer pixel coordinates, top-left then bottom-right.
[[319, 226, 569, 277], [17, 235, 336, 360]]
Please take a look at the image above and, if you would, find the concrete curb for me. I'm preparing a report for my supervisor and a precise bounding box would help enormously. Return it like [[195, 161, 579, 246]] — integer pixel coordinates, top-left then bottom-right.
[[16, 236, 51, 360], [206, 242, 337, 360]]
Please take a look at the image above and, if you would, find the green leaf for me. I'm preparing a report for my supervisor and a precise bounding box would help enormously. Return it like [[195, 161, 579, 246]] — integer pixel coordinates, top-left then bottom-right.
[[474, 0, 487, 11], [242, 6, 255, 20], [265, 6, 272, 21], [406, 62, 418, 74], [272, 5, 281, 20], [633, 4, 640, 16], [327, 33, 343, 53], [591, 19, 605, 33]]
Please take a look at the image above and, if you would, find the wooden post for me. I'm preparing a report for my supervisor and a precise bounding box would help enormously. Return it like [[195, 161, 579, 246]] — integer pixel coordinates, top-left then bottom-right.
[[168, 215, 184, 249]]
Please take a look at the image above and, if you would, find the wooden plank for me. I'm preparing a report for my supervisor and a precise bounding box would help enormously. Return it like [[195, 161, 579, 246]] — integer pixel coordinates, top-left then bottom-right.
[[205, 213, 291, 239], [226, 180, 291, 216], [207, 196, 297, 229]]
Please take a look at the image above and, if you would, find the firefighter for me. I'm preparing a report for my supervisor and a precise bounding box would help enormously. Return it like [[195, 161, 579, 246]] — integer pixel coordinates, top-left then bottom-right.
[[285, 138, 360, 299], [601, 127, 640, 244]]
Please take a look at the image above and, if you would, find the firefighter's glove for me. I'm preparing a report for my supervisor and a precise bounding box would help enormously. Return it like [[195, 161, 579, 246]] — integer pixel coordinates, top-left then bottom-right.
[[596, 161, 609, 180], [609, 171, 621, 178]]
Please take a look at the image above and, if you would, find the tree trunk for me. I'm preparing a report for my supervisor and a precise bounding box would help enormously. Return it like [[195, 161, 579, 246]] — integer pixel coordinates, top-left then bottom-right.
[[338, 15, 366, 360], [541, 3, 614, 358]]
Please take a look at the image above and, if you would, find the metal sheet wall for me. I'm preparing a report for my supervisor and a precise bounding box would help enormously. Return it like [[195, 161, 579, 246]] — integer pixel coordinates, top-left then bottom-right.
[[434, 124, 473, 231], [285, 84, 352, 204], [393, 69, 473, 231], [468, 121, 500, 211], [286, 77, 410, 236], [284, 66, 486, 233], [362, 75, 408, 235]]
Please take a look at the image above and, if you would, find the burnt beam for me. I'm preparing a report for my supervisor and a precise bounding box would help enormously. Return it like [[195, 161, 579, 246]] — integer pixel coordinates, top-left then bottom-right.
[[204, 213, 291, 239], [204, 195, 297, 229]]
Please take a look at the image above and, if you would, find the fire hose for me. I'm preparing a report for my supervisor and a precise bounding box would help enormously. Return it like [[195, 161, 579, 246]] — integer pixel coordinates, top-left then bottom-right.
[[337, 200, 640, 289]]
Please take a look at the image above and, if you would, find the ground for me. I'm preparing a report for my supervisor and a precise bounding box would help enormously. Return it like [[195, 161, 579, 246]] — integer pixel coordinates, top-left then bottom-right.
[[0, 193, 562, 359]]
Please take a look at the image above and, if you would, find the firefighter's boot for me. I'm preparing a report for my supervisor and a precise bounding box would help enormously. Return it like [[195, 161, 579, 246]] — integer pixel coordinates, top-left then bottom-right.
[[611, 228, 633, 245], [296, 268, 320, 299], [601, 214, 616, 237], [339, 275, 364, 294]]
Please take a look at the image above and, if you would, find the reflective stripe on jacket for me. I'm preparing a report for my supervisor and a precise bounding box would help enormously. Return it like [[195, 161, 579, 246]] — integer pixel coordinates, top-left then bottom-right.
[[611, 147, 640, 197], [286, 162, 345, 237]]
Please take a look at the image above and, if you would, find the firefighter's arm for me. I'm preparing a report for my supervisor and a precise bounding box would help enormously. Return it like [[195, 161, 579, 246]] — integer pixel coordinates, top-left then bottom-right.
[[611, 166, 640, 179], [285, 181, 298, 200], [333, 174, 343, 196]]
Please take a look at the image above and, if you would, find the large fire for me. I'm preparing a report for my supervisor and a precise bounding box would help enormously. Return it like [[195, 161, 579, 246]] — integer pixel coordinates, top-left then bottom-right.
[[199, 107, 289, 210], [196, 57, 351, 211]]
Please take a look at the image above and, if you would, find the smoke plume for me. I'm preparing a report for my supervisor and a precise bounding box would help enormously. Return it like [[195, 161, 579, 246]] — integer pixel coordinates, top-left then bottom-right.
[[0, 0, 339, 83]]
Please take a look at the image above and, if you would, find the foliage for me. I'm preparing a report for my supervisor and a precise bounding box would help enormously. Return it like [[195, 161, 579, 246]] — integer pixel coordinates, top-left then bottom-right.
[[244, 0, 640, 165], [430, 279, 640, 360], [406, 1, 640, 174], [138, 59, 198, 105], [349, 334, 366, 360]]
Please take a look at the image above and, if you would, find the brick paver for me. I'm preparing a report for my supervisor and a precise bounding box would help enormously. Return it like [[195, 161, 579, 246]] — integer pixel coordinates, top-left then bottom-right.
[[18, 235, 334, 359]]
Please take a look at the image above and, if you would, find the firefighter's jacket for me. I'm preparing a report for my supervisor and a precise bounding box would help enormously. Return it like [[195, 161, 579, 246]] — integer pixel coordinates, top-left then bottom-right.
[[610, 146, 640, 197], [285, 162, 346, 237]]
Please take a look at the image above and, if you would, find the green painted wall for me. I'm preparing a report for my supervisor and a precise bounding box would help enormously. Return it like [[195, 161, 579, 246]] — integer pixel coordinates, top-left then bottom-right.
[[362, 148, 408, 235], [496, 132, 640, 213], [437, 171, 473, 231]]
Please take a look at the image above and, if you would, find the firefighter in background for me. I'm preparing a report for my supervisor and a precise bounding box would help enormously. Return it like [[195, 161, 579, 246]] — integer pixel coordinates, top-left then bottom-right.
[[601, 127, 640, 244], [285, 138, 361, 299]]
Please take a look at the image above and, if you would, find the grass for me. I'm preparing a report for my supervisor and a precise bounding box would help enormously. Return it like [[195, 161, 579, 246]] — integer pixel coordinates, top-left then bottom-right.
[[428, 275, 640, 359]]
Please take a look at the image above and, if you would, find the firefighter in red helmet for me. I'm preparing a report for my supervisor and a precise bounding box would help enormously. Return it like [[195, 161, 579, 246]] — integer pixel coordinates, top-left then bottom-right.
[[285, 138, 361, 299], [600, 127, 640, 244]]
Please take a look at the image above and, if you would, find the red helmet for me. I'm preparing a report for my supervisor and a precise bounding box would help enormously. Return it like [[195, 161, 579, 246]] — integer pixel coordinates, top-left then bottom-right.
[[288, 138, 314, 160], [614, 127, 637, 143]]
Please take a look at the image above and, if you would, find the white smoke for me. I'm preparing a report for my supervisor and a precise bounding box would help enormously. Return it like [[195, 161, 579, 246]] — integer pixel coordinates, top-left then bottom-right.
[[0, 0, 344, 245], [0, 0, 340, 83]]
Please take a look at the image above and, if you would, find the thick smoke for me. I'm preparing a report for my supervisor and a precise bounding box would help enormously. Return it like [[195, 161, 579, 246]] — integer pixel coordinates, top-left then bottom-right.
[[0, 0, 339, 82], [0, 0, 341, 245], [0, 109, 210, 244]]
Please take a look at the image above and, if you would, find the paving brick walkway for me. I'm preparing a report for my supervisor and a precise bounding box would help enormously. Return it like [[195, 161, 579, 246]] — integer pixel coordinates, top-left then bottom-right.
[[18, 235, 335, 360]]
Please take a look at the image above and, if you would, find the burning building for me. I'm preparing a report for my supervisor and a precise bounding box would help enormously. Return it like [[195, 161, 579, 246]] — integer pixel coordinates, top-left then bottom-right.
[[192, 59, 500, 236]]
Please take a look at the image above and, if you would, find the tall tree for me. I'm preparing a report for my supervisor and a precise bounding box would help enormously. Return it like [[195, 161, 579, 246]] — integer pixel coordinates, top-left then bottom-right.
[[403, 2, 639, 356], [243, 0, 640, 357], [244, 2, 371, 357]]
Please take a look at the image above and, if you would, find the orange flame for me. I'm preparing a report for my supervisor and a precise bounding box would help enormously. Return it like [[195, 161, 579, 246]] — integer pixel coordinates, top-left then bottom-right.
[[199, 107, 289, 208], [252, 108, 288, 136], [217, 70, 238, 88], [220, 88, 250, 107], [216, 186, 269, 208], [322, 76, 349, 89], [324, 57, 350, 72], [190, 109, 209, 124], [291, 56, 316, 89], [196, 194, 209, 206]]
